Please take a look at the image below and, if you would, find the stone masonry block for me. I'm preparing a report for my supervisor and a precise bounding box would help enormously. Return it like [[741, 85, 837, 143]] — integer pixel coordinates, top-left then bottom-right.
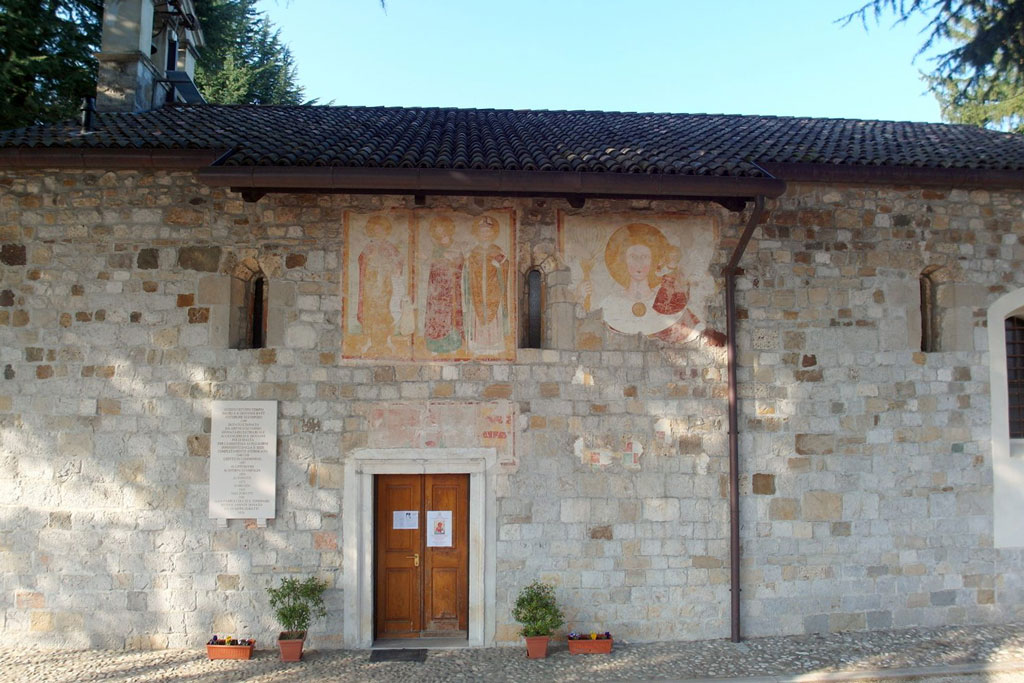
[[643, 498, 680, 522], [177, 246, 221, 272], [795, 433, 835, 455], [752, 473, 776, 495], [802, 491, 843, 521], [560, 499, 590, 523]]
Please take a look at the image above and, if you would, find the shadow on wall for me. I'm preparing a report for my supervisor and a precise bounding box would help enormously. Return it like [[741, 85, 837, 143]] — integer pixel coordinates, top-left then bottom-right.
[[0, 348, 341, 649]]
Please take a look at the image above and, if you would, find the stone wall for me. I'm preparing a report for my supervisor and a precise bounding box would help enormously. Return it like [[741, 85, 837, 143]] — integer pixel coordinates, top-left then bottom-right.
[[1, 169, 1023, 649]]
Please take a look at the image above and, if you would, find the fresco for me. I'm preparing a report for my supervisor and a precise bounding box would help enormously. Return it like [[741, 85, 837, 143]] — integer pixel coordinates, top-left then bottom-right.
[[342, 209, 516, 361], [558, 212, 717, 343], [367, 401, 517, 470], [342, 211, 414, 360]]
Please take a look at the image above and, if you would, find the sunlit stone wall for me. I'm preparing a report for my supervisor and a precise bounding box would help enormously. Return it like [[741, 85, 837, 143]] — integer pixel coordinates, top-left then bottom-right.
[[0, 169, 1022, 648]]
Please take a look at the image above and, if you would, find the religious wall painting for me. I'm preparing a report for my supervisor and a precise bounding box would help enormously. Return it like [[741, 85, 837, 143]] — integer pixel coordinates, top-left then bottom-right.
[[343, 209, 516, 361], [414, 210, 516, 361], [558, 212, 718, 344], [366, 401, 517, 470], [342, 210, 415, 360]]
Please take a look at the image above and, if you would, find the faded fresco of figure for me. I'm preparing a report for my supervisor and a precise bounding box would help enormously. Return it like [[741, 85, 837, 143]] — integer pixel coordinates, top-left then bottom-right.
[[423, 216, 464, 354], [564, 215, 708, 342], [357, 214, 404, 352], [463, 215, 510, 353], [599, 223, 689, 335]]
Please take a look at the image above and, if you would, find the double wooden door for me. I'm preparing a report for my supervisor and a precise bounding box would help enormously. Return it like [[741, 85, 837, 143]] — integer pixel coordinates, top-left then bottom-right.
[[374, 474, 469, 639]]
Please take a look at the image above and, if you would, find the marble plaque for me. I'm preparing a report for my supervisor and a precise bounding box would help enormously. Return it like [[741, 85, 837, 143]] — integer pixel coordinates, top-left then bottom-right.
[[209, 400, 277, 520]]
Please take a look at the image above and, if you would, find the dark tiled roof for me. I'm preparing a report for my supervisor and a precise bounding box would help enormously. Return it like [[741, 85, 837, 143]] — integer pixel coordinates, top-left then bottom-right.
[[3, 104, 1024, 177]]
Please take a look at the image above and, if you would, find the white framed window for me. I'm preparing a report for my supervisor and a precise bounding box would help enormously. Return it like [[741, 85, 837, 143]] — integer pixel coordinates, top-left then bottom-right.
[[987, 289, 1024, 547]]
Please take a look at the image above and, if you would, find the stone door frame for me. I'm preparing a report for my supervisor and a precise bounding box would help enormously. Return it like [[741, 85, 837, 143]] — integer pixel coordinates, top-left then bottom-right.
[[342, 447, 497, 647]]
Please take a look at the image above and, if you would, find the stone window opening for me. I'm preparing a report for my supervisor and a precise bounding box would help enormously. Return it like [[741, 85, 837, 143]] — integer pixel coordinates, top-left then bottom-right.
[[919, 266, 941, 352], [521, 267, 544, 349], [1005, 315, 1024, 438], [229, 262, 268, 350]]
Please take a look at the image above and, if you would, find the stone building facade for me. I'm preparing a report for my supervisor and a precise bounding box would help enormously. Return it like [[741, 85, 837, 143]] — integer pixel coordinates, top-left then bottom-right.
[[1, 161, 1023, 648]]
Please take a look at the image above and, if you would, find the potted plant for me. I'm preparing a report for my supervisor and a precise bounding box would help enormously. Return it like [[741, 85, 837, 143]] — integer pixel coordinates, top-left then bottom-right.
[[206, 635, 256, 660], [568, 631, 613, 655], [511, 581, 564, 659], [266, 576, 328, 661]]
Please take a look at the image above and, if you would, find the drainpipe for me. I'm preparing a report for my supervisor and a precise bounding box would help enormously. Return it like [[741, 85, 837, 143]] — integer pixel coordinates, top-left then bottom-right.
[[724, 194, 766, 643]]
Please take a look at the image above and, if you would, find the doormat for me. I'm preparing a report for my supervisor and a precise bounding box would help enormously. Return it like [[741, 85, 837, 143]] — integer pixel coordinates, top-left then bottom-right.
[[369, 648, 428, 663]]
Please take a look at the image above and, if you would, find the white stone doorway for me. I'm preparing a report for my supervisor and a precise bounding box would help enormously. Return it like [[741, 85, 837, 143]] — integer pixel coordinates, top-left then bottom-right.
[[342, 448, 497, 648]]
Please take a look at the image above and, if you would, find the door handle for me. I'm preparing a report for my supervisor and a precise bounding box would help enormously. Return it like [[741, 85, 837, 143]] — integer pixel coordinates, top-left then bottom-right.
[[407, 553, 419, 567]]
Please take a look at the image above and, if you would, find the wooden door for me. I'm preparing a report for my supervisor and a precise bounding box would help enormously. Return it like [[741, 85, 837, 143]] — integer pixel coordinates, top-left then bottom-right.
[[374, 473, 469, 639]]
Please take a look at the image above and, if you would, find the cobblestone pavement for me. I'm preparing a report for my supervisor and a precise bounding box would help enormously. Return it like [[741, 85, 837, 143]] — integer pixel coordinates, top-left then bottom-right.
[[1, 623, 1023, 682]]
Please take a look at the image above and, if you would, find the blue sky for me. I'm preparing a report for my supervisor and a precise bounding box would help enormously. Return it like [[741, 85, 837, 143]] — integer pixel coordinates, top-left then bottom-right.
[[256, 0, 947, 123]]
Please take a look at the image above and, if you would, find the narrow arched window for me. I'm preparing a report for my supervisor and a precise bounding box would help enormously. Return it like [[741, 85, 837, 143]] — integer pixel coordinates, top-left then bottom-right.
[[523, 268, 543, 349], [250, 275, 267, 349], [229, 266, 268, 350], [1006, 316, 1024, 438], [920, 267, 940, 352]]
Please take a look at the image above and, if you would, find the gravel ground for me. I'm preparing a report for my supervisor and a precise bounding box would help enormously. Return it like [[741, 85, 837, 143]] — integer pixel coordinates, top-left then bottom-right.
[[1, 623, 1023, 682]]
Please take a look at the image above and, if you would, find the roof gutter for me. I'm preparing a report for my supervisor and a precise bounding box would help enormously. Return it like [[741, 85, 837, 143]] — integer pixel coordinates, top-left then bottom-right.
[[761, 162, 1024, 190], [195, 166, 787, 201], [0, 147, 224, 169]]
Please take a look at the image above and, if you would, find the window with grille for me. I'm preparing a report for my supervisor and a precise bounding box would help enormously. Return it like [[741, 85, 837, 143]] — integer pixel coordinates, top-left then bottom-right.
[[1006, 316, 1024, 438]]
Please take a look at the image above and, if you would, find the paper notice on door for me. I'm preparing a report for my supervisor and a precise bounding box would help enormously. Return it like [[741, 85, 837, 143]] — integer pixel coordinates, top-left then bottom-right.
[[427, 510, 452, 547], [393, 510, 419, 530]]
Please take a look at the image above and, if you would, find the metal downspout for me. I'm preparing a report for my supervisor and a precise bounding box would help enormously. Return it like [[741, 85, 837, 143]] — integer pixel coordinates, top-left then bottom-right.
[[724, 194, 766, 643]]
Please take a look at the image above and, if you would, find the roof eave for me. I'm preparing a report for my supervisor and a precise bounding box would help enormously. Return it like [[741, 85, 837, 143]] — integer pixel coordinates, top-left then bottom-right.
[[761, 162, 1024, 190], [0, 147, 225, 169], [196, 166, 787, 200]]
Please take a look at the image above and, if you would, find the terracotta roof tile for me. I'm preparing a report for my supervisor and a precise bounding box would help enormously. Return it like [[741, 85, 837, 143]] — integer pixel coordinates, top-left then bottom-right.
[[3, 104, 1024, 176]]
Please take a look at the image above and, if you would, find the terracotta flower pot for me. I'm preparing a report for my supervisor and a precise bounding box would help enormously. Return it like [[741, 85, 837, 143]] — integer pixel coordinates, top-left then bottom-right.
[[207, 642, 255, 659], [568, 637, 612, 655], [277, 632, 305, 661], [524, 635, 550, 659]]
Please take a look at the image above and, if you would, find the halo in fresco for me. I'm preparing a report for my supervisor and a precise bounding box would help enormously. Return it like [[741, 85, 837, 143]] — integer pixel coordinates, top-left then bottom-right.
[[342, 209, 516, 361], [558, 212, 717, 343]]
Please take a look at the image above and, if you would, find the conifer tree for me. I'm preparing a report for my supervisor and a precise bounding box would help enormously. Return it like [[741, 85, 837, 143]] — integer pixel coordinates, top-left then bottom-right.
[[0, 0, 309, 129], [844, 1, 1024, 132], [0, 0, 102, 129]]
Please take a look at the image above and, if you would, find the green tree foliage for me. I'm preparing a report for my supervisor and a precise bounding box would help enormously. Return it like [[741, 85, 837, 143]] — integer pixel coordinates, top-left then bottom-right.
[[0, 0, 308, 129], [194, 0, 309, 105], [844, 1, 1024, 131], [0, 0, 102, 129], [927, 22, 1024, 133]]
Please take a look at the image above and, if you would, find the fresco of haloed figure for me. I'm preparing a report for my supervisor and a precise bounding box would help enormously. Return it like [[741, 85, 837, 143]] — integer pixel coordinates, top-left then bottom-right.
[[344, 209, 516, 361], [421, 215, 465, 355], [342, 212, 414, 360], [559, 212, 716, 344], [463, 215, 512, 355]]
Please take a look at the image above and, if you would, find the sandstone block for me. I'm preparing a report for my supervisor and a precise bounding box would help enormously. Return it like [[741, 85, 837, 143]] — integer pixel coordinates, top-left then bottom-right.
[[752, 473, 776, 495], [177, 246, 221, 272], [769, 498, 799, 520], [216, 574, 239, 591], [802, 491, 843, 521], [795, 433, 834, 455]]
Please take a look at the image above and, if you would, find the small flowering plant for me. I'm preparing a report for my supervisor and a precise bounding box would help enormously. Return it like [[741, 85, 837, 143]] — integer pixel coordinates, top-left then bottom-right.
[[207, 634, 255, 646], [568, 631, 612, 640]]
